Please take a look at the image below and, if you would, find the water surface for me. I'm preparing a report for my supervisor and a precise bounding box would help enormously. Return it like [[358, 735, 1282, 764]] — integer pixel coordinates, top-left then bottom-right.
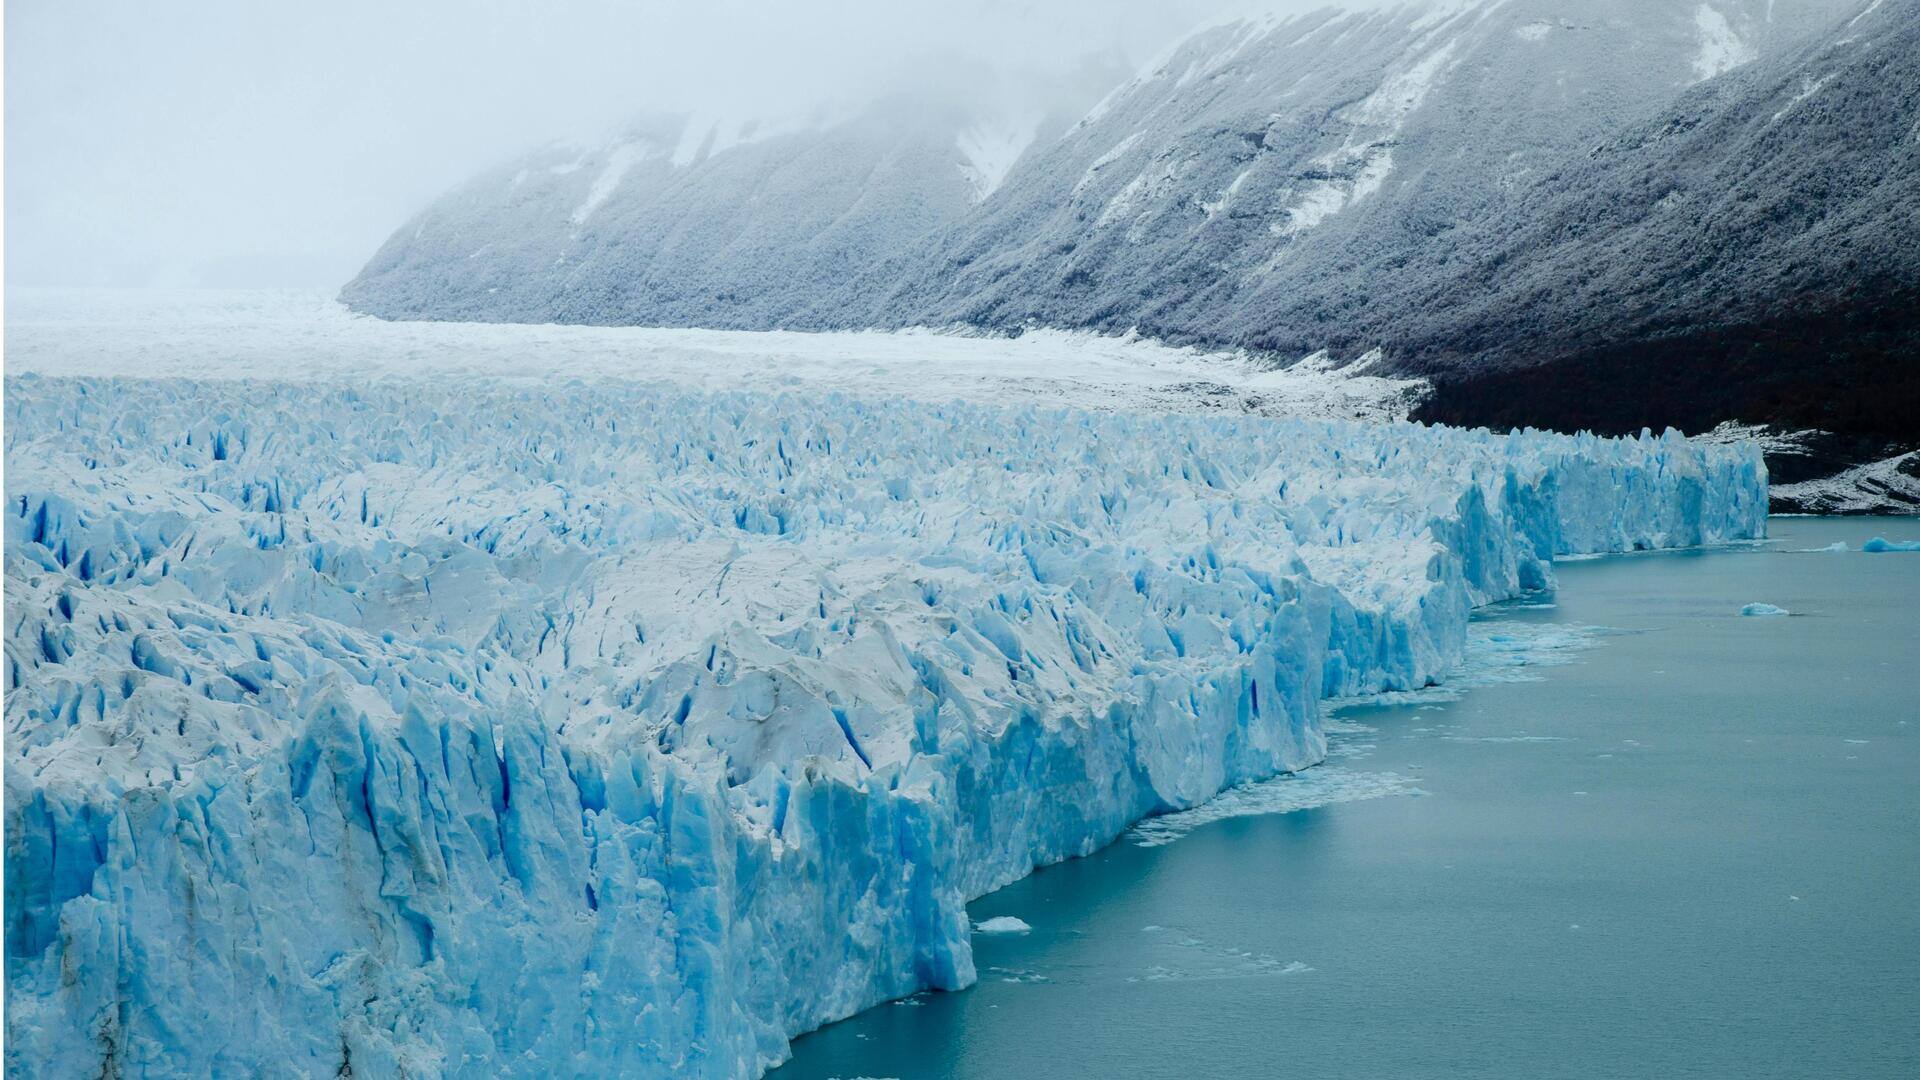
[[774, 517, 1920, 1079]]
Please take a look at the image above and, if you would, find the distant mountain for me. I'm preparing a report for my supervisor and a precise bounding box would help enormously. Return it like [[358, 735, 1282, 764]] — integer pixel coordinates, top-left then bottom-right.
[[343, 0, 1916, 511], [835, 0, 1847, 341], [354, 2, 1843, 335], [341, 59, 1122, 328]]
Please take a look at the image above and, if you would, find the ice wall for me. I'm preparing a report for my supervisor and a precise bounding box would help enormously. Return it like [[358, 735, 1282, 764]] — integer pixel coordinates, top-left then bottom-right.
[[3, 376, 1766, 1078]]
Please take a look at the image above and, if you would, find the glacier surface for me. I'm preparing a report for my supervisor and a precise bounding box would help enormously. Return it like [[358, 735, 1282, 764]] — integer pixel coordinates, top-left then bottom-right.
[[4, 288, 1429, 425], [5, 367, 1766, 1078]]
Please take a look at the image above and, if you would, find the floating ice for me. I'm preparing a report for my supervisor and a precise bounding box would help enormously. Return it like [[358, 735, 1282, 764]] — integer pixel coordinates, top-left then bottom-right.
[[1862, 537, 1920, 553], [1124, 925, 1312, 982], [1325, 617, 1604, 714], [1741, 603, 1791, 616], [974, 917, 1033, 935], [3, 373, 1766, 1078], [1130, 766, 1421, 847]]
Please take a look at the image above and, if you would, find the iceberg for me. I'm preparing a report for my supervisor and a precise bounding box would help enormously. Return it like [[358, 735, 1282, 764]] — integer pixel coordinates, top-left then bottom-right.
[[1740, 603, 1790, 616], [1862, 537, 1920, 553], [972, 917, 1032, 935], [4, 374, 1766, 1078]]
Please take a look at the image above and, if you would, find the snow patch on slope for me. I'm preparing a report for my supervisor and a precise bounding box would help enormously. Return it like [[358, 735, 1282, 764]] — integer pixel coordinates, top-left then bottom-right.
[[1772, 71, 1838, 122], [1267, 35, 1462, 245], [1847, 0, 1889, 30], [1699, 421, 1919, 514], [671, 112, 824, 169], [1692, 5, 1758, 82], [1073, 132, 1144, 196], [1076, 11, 1295, 131], [1697, 420, 1823, 456], [1772, 450, 1920, 514], [670, 116, 713, 168], [957, 113, 1043, 200], [571, 141, 651, 224]]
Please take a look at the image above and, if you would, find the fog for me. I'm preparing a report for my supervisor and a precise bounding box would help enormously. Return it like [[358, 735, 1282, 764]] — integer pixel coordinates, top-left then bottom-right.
[[5, 0, 1362, 290]]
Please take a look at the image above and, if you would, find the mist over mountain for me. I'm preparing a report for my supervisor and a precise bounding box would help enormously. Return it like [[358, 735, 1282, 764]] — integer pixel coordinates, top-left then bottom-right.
[[340, 57, 1125, 328], [10, 4, 1918, 1076], [342, 0, 1917, 510], [832, 0, 1846, 340]]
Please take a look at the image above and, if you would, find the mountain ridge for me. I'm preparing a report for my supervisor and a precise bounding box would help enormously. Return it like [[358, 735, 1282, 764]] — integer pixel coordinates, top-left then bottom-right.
[[341, 0, 1916, 511]]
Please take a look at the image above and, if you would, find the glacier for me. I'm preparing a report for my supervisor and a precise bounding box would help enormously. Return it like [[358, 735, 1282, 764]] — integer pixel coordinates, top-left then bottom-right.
[[4, 370, 1766, 1078]]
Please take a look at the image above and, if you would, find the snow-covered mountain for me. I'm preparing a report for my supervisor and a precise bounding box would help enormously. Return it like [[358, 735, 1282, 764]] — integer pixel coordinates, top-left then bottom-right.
[[341, 59, 1121, 328], [1369, 0, 1920, 511], [342, 0, 1915, 510], [355, 1, 1841, 336], [841, 0, 1849, 341]]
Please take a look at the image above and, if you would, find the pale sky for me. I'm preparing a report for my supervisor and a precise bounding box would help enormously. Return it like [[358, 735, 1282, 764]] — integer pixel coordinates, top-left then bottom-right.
[[5, 0, 1352, 290]]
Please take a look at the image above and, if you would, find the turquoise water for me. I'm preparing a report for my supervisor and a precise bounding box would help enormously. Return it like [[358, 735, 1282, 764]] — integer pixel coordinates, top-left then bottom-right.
[[773, 517, 1920, 1079]]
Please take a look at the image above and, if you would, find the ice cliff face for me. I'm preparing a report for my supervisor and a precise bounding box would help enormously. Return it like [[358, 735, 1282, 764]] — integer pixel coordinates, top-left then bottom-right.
[[6, 371, 1765, 1077]]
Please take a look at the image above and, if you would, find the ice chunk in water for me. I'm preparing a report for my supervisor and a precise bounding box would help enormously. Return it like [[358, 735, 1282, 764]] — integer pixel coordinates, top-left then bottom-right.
[[975, 917, 1033, 934]]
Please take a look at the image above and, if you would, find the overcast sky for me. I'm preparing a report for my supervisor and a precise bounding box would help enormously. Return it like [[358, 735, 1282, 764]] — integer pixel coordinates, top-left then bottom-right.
[[6, 0, 1353, 290]]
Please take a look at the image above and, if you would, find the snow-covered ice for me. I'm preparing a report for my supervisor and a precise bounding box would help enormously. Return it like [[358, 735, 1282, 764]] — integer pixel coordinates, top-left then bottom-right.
[[1766, 448, 1920, 515], [4, 295, 1769, 1078], [3, 289, 1428, 424]]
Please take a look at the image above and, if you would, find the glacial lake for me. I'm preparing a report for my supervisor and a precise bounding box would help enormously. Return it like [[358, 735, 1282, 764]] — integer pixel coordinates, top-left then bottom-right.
[[774, 516, 1920, 1079]]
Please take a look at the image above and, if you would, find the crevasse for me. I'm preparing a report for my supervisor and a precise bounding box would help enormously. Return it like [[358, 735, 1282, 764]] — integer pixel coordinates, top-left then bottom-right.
[[3, 375, 1767, 1078]]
